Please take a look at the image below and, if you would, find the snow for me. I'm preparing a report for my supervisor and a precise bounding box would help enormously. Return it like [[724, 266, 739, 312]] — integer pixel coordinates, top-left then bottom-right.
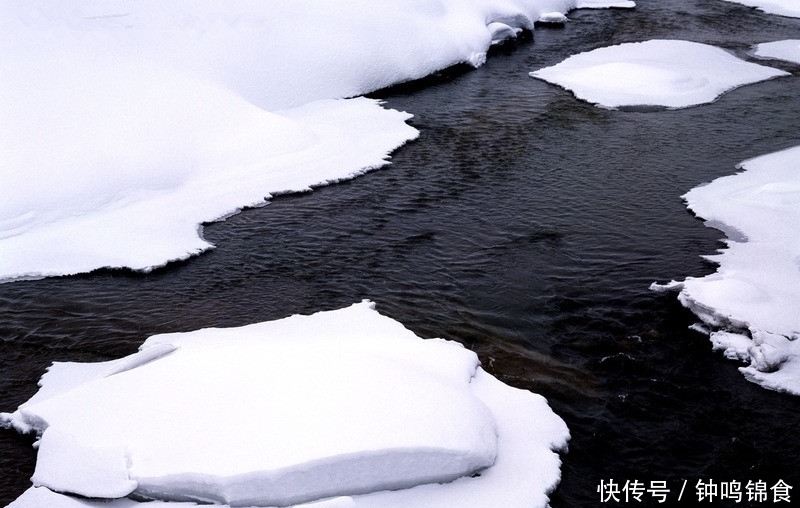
[[721, 0, 800, 18], [1, 301, 569, 508], [0, 0, 635, 283], [753, 39, 800, 64], [537, 12, 570, 25], [651, 146, 800, 395], [529, 39, 789, 109]]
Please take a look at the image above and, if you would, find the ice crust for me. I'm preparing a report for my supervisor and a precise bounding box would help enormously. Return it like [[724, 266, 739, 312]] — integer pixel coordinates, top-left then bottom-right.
[[0, 0, 634, 282], [721, 0, 800, 18], [1, 302, 570, 508], [529, 39, 789, 109], [753, 39, 800, 64], [652, 146, 800, 395]]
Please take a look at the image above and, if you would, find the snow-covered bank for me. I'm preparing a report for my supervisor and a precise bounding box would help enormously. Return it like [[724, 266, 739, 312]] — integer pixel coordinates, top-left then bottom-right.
[[652, 146, 800, 395], [0, 0, 633, 283], [721, 0, 800, 18], [529, 39, 789, 109], [753, 39, 800, 65], [1, 301, 570, 508]]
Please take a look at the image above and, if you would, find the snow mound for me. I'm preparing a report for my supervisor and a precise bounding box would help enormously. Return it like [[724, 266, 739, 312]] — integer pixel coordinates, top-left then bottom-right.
[[721, 0, 800, 18], [1, 301, 569, 508], [753, 39, 800, 64], [651, 146, 800, 395], [529, 39, 789, 109]]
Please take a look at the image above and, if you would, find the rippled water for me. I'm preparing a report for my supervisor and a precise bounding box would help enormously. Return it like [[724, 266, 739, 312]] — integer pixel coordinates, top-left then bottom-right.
[[2, 1, 800, 506]]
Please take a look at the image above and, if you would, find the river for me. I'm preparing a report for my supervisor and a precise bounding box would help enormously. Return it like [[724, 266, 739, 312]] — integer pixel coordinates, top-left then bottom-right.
[[2, 1, 800, 506]]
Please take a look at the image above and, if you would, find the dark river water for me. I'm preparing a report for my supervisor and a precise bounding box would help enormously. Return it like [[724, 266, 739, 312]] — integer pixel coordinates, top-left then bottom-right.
[[2, 1, 800, 506]]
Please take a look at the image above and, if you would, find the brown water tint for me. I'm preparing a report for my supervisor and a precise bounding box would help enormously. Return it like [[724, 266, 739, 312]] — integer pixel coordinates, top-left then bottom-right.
[[2, 1, 800, 506]]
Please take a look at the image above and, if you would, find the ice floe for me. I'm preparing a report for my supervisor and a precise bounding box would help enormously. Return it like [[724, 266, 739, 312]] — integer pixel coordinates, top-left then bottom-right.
[[652, 146, 800, 395], [529, 39, 789, 109], [721, 0, 800, 18], [753, 39, 800, 64], [1, 301, 570, 507], [0, 0, 635, 283]]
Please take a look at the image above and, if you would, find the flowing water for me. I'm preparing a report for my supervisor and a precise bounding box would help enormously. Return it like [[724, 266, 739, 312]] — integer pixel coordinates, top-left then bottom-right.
[[2, 1, 800, 506]]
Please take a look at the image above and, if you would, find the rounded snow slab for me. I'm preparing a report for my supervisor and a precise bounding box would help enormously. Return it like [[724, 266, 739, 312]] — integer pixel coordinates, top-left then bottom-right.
[[2, 301, 569, 508], [529, 39, 789, 109]]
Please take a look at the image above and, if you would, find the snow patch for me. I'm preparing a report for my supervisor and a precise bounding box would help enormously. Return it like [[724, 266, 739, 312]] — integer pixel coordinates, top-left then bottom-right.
[[753, 39, 800, 64], [529, 39, 788, 109]]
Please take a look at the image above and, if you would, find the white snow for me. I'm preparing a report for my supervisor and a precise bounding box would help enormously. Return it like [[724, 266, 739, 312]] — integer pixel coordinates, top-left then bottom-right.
[[1, 301, 569, 508], [753, 39, 800, 64], [529, 39, 789, 109], [0, 0, 634, 283], [651, 146, 800, 395], [538, 12, 570, 24], [721, 0, 800, 18]]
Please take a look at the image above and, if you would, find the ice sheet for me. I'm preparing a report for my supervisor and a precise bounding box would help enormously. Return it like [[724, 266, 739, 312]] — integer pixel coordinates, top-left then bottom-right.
[[1, 301, 569, 507], [529, 39, 788, 109]]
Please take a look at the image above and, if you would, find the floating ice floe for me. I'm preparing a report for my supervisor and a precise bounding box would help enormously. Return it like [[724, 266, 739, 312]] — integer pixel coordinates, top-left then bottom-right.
[[1, 301, 570, 507], [652, 146, 800, 395], [0, 0, 634, 283], [753, 39, 800, 64], [721, 0, 800, 18], [529, 39, 789, 109]]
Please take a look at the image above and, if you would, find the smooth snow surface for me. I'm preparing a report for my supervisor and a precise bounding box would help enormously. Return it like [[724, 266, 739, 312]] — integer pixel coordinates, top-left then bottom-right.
[[652, 146, 800, 395], [1, 301, 569, 508], [721, 0, 800, 18], [0, 0, 633, 283], [753, 39, 800, 64], [529, 39, 788, 109]]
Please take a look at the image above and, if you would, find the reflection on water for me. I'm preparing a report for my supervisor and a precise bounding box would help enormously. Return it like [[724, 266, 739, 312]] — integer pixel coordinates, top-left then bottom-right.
[[2, 1, 800, 506]]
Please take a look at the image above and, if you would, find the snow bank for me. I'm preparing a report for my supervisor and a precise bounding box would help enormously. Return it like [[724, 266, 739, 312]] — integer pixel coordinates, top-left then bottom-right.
[[721, 0, 800, 18], [0, 0, 635, 282], [753, 39, 800, 64], [1, 301, 569, 507], [529, 39, 789, 109], [652, 146, 800, 395]]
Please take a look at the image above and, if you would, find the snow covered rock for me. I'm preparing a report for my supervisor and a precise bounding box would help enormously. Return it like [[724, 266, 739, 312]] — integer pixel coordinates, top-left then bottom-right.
[[1, 301, 569, 507], [529, 39, 789, 109]]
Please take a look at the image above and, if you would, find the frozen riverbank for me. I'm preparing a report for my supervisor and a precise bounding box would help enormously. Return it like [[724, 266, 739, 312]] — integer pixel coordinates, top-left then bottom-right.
[[0, 0, 630, 282]]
